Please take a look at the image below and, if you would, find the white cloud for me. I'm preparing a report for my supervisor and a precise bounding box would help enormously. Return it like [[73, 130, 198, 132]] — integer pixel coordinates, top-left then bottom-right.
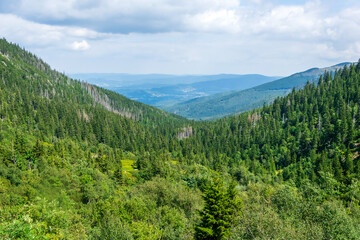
[[3, 0, 243, 33], [185, 10, 240, 33], [0, 14, 62, 46], [0, 14, 102, 48], [248, 4, 323, 39], [1, 0, 360, 38], [0, 1, 360, 75], [249, 0, 262, 4], [71, 40, 90, 51]]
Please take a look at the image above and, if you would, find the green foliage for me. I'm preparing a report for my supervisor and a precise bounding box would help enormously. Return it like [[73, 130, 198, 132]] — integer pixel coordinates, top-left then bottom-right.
[[1, 38, 360, 239], [195, 174, 239, 240]]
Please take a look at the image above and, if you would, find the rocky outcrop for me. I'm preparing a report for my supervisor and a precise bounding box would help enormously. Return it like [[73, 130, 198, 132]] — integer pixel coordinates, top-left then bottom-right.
[[177, 126, 193, 139]]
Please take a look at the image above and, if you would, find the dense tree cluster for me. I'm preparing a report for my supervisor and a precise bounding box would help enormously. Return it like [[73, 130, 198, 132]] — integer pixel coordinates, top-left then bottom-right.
[[1, 38, 360, 239]]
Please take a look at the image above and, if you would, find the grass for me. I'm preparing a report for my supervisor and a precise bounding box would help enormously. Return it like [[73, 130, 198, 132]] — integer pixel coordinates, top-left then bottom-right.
[[121, 159, 177, 177], [121, 159, 136, 177]]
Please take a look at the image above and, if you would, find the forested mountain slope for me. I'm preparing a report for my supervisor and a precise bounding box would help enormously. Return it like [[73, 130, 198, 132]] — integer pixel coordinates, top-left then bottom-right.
[[0, 39, 189, 152], [1, 38, 360, 239], [166, 62, 351, 120], [0, 38, 186, 124], [0, 38, 195, 238]]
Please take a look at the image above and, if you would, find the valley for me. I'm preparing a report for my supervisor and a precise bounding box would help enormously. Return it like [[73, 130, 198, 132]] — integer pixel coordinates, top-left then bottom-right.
[[1, 39, 360, 239], [73, 63, 352, 121], [71, 73, 280, 108]]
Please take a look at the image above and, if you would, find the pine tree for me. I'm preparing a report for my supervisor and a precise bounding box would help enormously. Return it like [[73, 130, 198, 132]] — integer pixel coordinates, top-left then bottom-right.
[[114, 161, 123, 185], [333, 153, 343, 180], [345, 149, 353, 176], [195, 174, 237, 240], [32, 139, 44, 158]]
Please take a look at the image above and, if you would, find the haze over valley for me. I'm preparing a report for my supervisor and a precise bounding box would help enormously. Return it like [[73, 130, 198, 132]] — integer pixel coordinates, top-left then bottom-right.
[[72, 62, 353, 120]]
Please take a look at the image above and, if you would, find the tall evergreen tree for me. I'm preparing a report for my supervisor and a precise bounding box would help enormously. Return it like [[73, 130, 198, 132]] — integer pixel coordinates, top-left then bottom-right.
[[195, 174, 237, 240]]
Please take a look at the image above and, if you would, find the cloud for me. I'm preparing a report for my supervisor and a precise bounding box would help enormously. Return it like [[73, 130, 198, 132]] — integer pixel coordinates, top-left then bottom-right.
[[1, 0, 242, 34], [0, 0, 360, 38], [249, 0, 263, 4], [250, 5, 322, 39], [2, 0, 359, 39], [71, 40, 90, 51], [185, 9, 240, 33], [0, 13, 102, 49], [0, 0, 360, 76]]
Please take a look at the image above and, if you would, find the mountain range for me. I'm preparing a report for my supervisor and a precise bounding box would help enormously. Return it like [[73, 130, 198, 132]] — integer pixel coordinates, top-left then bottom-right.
[[73, 63, 352, 120], [164, 62, 352, 120], [71, 73, 280, 108]]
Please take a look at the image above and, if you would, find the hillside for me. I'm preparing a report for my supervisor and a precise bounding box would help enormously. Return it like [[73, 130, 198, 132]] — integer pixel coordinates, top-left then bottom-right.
[[0, 38, 189, 145], [1, 39, 360, 239], [166, 63, 352, 120]]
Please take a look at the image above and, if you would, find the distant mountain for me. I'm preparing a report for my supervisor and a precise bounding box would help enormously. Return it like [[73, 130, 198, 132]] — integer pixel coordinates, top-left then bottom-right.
[[70, 73, 206, 88], [165, 63, 352, 120], [71, 73, 280, 107]]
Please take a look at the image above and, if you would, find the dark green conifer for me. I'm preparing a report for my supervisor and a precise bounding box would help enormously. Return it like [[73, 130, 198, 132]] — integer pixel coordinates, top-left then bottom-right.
[[195, 174, 237, 240]]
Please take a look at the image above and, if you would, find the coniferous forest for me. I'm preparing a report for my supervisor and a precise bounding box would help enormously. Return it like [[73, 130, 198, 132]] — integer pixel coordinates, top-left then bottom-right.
[[1, 38, 360, 239]]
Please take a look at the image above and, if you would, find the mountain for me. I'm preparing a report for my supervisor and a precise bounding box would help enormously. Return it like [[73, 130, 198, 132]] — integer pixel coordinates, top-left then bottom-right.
[[69, 73, 208, 89], [1, 38, 360, 239], [0, 38, 191, 158], [165, 63, 352, 120], [71, 73, 280, 108]]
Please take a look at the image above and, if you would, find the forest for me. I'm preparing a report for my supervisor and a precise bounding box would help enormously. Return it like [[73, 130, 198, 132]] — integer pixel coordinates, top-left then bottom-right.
[[1, 38, 360, 239]]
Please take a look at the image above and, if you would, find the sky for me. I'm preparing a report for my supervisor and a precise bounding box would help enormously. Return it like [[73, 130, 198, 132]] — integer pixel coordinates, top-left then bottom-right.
[[0, 0, 360, 76]]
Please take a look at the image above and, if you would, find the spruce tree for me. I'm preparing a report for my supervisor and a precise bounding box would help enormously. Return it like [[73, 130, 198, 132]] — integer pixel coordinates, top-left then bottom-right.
[[195, 174, 237, 240]]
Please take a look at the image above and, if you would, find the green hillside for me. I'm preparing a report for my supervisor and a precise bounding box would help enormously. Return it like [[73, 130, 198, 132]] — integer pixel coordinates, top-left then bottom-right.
[[1, 39, 360, 239], [166, 63, 352, 120]]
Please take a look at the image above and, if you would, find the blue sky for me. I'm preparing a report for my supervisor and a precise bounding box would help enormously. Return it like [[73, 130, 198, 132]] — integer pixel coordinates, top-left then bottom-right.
[[0, 0, 360, 76]]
